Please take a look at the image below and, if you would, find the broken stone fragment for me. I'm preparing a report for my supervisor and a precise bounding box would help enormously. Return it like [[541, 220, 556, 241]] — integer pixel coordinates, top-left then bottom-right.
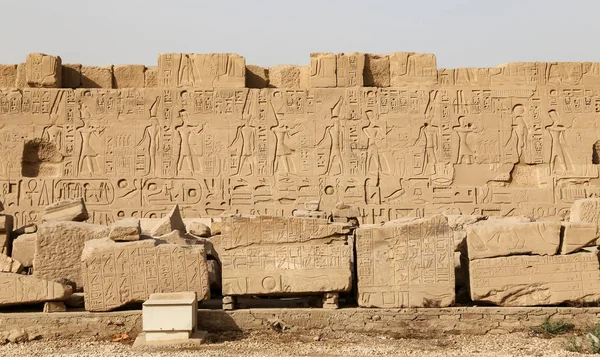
[[0, 255, 23, 273], [42, 198, 89, 222], [34, 221, 110, 289], [109, 218, 141, 242], [154, 230, 198, 245], [355, 215, 455, 308], [25, 53, 62, 88], [43, 301, 66, 313], [150, 205, 186, 237], [561, 221, 599, 254], [469, 251, 600, 306], [186, 220, 211, 238], [0, 272, 72, 307], [81, 238, 209, 311], [466, 221, 561, 260], [11, 233, 35, 268]]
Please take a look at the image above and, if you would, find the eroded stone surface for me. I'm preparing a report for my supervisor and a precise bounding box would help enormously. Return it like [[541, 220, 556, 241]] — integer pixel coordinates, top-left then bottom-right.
[[355, 215, 455, 308], [113, 64, 145, 88], [109, 218, 141, 242], [561, 222, 598, 254], [11, 233, 35, 268], [221, 216, 352, 296], [466, 222, 561, 260], [0, 255, 23, 273], [0, 273, 72, 306], [571, 198, 600, 225], [42, 198, 89, 223], [81, 238, 209, 311], [81, 66, 113, 88], [25, 53, 61, 88], [150, 205, 186, 237], [0, 65, 17, 87], [34, 221, 110, 288], [469, 251, 600, 306]]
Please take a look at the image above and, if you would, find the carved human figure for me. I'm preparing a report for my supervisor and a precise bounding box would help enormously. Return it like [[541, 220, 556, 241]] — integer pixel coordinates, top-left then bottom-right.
[[546, 110, 573, 174], [414, 120, 439, 175], [42, 114, 64, 155], [363, 111, 389, 175], [511, 105, 528, 159], [273, 123, 300, 174], [136, 116, 161, 176], [230, 121, 256, 176], [77, 119, 104, 175], [79, 91, 93, 120], [454, 116, 475, 164], [176, 110, 204, 174], [317, 98, 344, 175]]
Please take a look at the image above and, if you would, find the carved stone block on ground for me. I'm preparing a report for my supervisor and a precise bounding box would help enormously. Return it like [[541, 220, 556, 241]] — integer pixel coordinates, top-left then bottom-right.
[[113, 65, 146, 88], [221, 216, 353, 296], [25, 53, 61, 88], [109, 218, 141, 242], [34, 221, 110, 289], [337, 53, 365, 87], [466, 222, 561, 260], [42, 198, 89, 223], [81, 238, 209, 311], [11, 233, 35, 268], [0, 64, 17, 87], [561, 222, 598, 254], [390, 52, 437, 86], [81, 66, 113, 88], [61, 63, 82, 88], [469, 251, 600, 306], [355, 215, 455, 308], [310, 53, 337, 87], [0, 272, 72, 306], [0, 255, 23, 273]]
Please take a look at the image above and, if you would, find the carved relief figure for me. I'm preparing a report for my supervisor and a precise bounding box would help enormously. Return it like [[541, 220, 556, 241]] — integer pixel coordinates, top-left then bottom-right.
[[363, 111, 389, 175], [511, 104, 528, 159], [273, 123, 300, 175], [136, 117, 161, 176], [317, 98, 344, 175], [546, 110, 573, 174], [176, 110, 204, 174], [414, 120, 439, 175], [42, 115, 64, 155], [454, 116, 475, 164], [230, 120, 256, 176], [77, 119, 104, 175]]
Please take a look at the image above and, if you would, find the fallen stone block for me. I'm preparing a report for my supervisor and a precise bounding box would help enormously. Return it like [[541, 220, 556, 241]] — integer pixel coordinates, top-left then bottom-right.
[[43, 301, 66, 313], [355, 215, 455, 308], [0, 272, 72, 307], [221, 216, 352, 297], [469, 251, 600, 306], [561, 222, 598, 254], [25, 53, 62, 88], [42, 198, 89, 222], [150, 205, 186, 237], [11, 233, 35, 268], [0, 255, 23, 273], [34, 221, 110, 289], [466, 221, 561, 260], [109, 218, 141, 242], [82, 238, 209, 311], [187, 221, 210, 238]]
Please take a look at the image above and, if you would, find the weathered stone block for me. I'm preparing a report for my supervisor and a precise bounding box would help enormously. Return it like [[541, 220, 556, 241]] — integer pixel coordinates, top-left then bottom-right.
[[355, 215, 455, 308], [109, 218, 141, 242], [309, 53, 337, 87], [42, 198, 89, 222], [61, 64, 81, 88], [25, 53, 62, 88], [11, 233, 35, 268], [269, 65, 302, 88], [81, 66, 113, 88], [187, 221, 210, 238], [390, 52, 437, 86], [81, 238, 209, 311], [469, 252, 600, 306], [158, 53, 245, 88], [34, 221, 110, 288], [246, 65, 269, 88], [571, 198, 600, 224], [466, 222, 561, 260], [0, 64, 17, 87], [337, 53, 365, 87], [0, 255, 23, 273], [364, 54, 390, 87], [15, 63, 26, 87], [221, 216, 352, 296], [43, 301, 66, 313], [113, 64, 146, 88], [144, 66, 158, 87], [150, 205, 186, 237], [0, 273, 72, 307], [561, 222, 598, 254]]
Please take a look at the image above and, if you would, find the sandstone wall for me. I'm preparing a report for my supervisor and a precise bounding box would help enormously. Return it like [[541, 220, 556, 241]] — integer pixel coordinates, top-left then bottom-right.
[[1, 53, 600, 226]]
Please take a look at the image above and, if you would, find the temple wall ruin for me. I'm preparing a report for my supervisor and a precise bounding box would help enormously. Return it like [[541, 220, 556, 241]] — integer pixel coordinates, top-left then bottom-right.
[[1, 53, 600, 227]]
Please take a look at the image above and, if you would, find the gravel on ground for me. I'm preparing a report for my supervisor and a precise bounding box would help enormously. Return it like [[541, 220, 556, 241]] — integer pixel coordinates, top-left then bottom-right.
[[0, 330, 595, 357]]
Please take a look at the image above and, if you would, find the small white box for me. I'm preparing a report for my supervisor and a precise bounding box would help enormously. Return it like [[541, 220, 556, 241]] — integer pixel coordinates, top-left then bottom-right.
[[142, 292, 198, 338]]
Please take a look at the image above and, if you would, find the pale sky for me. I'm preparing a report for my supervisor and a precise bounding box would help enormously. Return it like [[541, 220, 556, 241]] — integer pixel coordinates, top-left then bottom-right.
[[0, 0, 598, 69]]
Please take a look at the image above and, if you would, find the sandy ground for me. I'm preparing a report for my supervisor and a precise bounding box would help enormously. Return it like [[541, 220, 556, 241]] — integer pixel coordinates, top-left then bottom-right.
[[0, 330, 596, 357]]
